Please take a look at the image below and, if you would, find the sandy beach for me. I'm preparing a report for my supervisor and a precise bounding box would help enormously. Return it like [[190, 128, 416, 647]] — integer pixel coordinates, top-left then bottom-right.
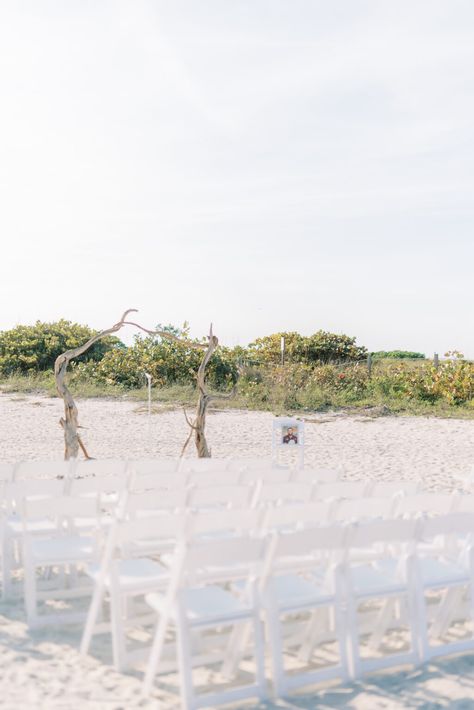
[[2, 393, 474, 708]]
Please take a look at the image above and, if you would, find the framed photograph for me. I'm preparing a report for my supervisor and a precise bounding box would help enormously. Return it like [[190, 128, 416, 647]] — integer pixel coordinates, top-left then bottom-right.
[[281, 424, 299, 445]]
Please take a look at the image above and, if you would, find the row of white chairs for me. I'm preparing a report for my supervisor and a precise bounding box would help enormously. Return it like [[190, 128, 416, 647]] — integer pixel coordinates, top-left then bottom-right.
[[3, 476, 474, 707]]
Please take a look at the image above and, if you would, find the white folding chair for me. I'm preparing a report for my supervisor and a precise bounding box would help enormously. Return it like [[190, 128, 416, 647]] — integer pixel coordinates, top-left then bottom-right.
[[143, 534, 270, 707], [68, 474, 129, 513], [415, 512, 474, 661], [2, 478, 67, 599], [226, 458, 279, 473], [343, 518, 421, 679], [81, 513, 185, 671], [262, 524, 350, 696], [22, 495, 102, 627], [188, 508, 263, 540]]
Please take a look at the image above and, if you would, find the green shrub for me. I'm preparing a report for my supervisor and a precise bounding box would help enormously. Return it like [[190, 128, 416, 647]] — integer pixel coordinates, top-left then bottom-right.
[[248, 330, 367, 366], [372, 350, 426, 359], [0, 320, 123, 375]]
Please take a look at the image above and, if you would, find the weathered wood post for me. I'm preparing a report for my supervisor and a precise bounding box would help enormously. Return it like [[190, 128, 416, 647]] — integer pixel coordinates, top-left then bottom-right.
[[434, 352, 439, 369], [367, 353, 373, 378]]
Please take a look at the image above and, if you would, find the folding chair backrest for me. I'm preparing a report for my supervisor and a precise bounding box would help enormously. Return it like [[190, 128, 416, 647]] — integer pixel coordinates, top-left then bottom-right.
[[187, 484, 252, 509], [256, 482, 313, 506], [129, 458, 181, 475], [275, 523, 348, 557], [188, 508, 262, 538], [333, 496, 397, 522], [184, 535, 268, 584], [187, 470, 242, 487], [74, 459, 128, 478], [453, 495, 474, 514], [370, 481, 420, 498], [395, 493, 457, 517], [262, 501, 334, 531], [179, 458, 230, 473], [15, 460, 74, 480], [0, 463, 16, 482], [130, 472, 187, 491], [293, 467, 341, 484], [125, 489, 188, 515], [6, 478, 66, 514], [23, 494, 99, 523], [240, 468, 292, 485], [421, 512, 474, 539], [315, 481, 369, 500], [69, 474, 128, 497], [115, 513, 187, 547], [227, 458, 282, 474], [349, 518, 419, 548]]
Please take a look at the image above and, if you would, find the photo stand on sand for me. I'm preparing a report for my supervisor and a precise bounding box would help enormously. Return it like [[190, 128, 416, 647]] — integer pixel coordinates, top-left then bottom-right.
[[272, 416, 304, 469]]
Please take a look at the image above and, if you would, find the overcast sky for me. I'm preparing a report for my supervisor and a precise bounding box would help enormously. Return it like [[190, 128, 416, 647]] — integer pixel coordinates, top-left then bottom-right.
[[1, 1, 473, 355]]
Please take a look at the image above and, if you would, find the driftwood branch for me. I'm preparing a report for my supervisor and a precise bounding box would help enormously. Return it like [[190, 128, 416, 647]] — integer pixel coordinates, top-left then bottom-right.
[[54, 309, 207, 460], [181, 324, 240, 458]]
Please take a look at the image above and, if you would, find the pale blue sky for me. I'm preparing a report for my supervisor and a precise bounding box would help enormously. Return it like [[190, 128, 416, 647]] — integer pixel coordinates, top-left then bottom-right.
[[0, 1, 473, 355]]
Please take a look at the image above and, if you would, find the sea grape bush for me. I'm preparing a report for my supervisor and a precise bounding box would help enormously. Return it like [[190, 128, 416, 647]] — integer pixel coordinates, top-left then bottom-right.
[[248, 331, 367, 365], [371, 351, 426, 359], [0, 321, 122, 375]]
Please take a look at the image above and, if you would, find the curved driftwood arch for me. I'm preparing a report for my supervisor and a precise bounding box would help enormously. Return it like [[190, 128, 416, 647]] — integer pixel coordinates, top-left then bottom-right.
[[182, 324, 239, 458], [54, 309, 206, 460]]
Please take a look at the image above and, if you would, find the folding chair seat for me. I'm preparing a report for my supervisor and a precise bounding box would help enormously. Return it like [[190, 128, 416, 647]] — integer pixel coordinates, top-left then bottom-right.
[[261, 524, 350, 697], [315, 481, 370, 500], [22, 495, 102, 627], [254, 482, 314, 507], [293, 467, 341, 484], [143, 534, 270, 707], [81, 514, 189, 671], [414, 513, 474, 661], [343, 518, 421, 678]]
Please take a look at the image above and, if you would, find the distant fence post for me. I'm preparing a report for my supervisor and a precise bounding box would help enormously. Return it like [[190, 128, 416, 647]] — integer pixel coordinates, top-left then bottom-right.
[[367, 353, 372, 378], [280, 336, 285, 366], [434, 352, 439, 369]]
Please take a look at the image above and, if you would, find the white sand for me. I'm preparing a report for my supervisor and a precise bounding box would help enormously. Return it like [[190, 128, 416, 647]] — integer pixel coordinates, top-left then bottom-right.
[[1, 393, 474, 708]]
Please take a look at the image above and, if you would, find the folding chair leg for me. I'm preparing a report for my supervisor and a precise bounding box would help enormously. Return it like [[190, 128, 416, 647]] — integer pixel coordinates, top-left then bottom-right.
[[297, 607, 328, 663], [110, 586, 127, 671], [80, 582, 106, 656], [24, 561, 38, 627], [265, 600, 287, 697], [175, 599, 195, 709], [143, 613, 171, 696], [345, 593, 361, 680], [221, 621, 252, 679], [253, 611, 268, 700], [368, 598, 396, 651], [431, 587, 462, 638]]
